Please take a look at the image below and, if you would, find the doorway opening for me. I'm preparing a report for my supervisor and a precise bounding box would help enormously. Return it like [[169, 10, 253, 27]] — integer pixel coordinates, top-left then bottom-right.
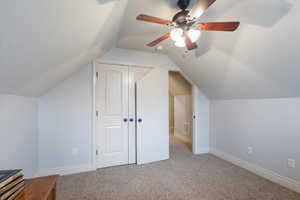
[[169, 71, 193, 152]]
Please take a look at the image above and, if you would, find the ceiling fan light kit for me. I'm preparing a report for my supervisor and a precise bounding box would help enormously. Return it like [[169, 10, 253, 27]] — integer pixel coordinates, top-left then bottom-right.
[[175, 37, 186, 48], [188, 29, 201, 43], [170, 28, 183, 41], [136, 0, 240, 51], [171, 28, 201, 47]]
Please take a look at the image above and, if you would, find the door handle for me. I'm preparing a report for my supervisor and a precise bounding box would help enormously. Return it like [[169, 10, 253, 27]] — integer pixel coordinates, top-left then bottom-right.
[[138, 118, 142, 123], [123, 118, 128, 122], [129, 118, 134, 122]]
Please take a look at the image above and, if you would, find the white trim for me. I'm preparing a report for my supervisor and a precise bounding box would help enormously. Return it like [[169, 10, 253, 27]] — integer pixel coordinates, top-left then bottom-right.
[[95, 60, 156, 69], [194, 148, 210, 155], [91, 62, 96, 169], [192, 86, 198, 155], [37, 164, 96, 177], [210, 149, 300, 193]]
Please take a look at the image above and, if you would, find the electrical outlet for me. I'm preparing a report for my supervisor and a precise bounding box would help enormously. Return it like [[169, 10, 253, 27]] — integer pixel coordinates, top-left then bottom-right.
[[72, 148, 79, 156], [247, 147, 253, 154], [288, 159, 296, 168]]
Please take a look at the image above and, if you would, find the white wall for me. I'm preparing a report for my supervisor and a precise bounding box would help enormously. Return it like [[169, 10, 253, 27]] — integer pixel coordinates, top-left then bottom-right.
[[193, 87, 210, 154], [210, 98, 300, 182], [0, 95, 38, 178], [174, 95, 192, 141], [38, 65, 93, 174], [0, 0, 128, 97], [35, 50, 211, 174], [99, 48, 179, 70]]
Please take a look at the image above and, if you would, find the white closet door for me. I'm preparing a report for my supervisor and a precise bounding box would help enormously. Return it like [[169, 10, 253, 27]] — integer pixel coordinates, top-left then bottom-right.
[[136, 68, 169, 165], [128, 67, 152, 164], [95, 64, 129, 168]]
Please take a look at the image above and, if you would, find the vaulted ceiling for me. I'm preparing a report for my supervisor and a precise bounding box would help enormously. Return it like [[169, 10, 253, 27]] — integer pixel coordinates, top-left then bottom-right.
[[0, 0, 127, 96], [1, 0, 300, 99], [118, 0, 300, 99]]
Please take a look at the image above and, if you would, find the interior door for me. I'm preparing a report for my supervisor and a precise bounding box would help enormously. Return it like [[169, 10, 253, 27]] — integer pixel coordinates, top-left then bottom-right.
[[95, 64, 129, 168], [136, 68, 169, 165], [128, 67, 152, 164]]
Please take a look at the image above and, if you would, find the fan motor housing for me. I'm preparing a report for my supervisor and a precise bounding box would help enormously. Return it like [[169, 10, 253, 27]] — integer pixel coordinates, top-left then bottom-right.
[[172, 10, 189, 27], [177, 0, 191, 10]]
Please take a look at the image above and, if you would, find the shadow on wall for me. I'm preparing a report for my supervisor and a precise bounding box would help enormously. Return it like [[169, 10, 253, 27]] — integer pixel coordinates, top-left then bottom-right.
[[193, 0, 292, 58], [18, 0, 127, 96], [160, 0, 296, 99], [203, 0, 292, 27], [225, 0, 292, 27], [194, 31, 213, 58], [92, 0, 127, 52]]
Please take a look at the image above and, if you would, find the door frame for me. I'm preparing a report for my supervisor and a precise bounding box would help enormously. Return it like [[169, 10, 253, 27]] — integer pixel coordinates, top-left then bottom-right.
[[91, 61, 155, 169], [91, 61, 202, 169], [169, 70, 200, 155], [92, 61, 96, 169], [192, 85, 199, 154]]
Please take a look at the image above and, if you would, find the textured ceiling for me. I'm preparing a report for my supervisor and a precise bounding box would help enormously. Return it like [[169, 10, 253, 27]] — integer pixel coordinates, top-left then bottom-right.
[[0, 0, 127, 96], [118, 0, 300, 99]]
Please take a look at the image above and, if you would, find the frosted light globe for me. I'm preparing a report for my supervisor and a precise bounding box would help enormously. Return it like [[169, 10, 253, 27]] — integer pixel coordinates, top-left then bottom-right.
[[175, 37, 185, 47], [170, 28, 183, 42], [188, 29, 201, 43]]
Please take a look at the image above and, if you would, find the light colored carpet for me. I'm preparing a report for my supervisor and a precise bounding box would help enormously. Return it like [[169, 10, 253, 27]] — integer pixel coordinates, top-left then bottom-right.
[[58, 137, 300, 200]]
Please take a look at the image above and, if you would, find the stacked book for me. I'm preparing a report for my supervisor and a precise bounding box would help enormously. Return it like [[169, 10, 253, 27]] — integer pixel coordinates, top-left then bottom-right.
[[0, 170, 24, 200]]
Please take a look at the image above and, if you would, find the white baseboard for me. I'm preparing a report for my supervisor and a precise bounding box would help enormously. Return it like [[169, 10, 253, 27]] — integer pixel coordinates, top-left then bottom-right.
[[210, 149, 300, 194], [194, 148, 210, 155], [37, 164, 96, 177]]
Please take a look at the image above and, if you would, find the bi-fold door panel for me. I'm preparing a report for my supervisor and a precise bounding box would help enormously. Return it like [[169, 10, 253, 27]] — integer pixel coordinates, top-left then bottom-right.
[[128, 67, 152, 164], [136, 68, 170, 165]]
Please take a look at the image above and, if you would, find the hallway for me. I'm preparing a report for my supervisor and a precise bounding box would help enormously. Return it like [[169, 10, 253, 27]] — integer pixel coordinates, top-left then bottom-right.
[[170, 135, 192, 154]]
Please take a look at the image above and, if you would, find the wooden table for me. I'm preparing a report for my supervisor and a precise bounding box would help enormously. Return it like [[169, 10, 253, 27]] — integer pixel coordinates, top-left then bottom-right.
[[16, 175, 59, 200]]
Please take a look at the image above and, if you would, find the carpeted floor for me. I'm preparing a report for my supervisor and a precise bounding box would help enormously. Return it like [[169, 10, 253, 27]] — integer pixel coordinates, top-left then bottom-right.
[[58, 137, 300, 200]]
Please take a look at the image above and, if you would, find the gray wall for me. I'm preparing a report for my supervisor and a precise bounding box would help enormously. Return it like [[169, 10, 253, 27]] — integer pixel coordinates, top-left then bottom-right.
[[0, 95, 38, 177], [38, 65, 92, 171], [211, 98, 300, 181]]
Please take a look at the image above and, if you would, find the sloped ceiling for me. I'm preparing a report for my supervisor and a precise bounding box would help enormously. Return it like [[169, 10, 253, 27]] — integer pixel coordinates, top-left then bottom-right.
[[118, 0, 300, 99], [0, 0, 127, 97], [1, 0, 299, 99]]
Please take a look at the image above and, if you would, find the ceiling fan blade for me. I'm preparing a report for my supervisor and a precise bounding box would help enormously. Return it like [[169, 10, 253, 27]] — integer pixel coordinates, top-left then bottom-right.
[[184, 33, 198, 50], [147, 33, 170, 47], [137, 14, 173, 26], [197, 22, 240, 31], [188, 0, 216, 20]]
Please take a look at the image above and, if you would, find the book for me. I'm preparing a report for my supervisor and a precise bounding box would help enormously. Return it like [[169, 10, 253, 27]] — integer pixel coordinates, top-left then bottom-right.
[[7, 187, 24, 200], [0, 177, 23, 196], [0, 181, 24, 200], [0, 170, 22, 189]]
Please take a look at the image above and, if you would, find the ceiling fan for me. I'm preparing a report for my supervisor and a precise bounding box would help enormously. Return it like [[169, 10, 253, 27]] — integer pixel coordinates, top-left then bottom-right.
[[136, 0, 240, 51]]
